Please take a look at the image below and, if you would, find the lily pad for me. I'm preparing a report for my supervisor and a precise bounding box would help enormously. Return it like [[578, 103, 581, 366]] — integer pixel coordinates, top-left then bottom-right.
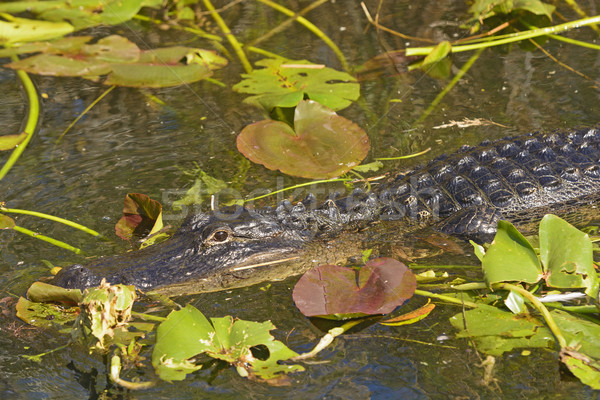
[[115, 193, 164, 242], [539, 214, 598, 297], [0, 0, 162, 31], [152, 305, 303, 382], [449, 304, 554, 356], [482, 220, 543, 287], [16, 296, 80, 331], [0, 15, 73, 44], [292, 257, 417, 319], [233, 58, 359, 111], [5, 35, 227, 88], [237, 100, 369, 179]]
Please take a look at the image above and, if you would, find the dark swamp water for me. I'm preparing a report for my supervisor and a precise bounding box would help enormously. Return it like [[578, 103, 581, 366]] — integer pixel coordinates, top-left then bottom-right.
[[2, 1, 600, 398]]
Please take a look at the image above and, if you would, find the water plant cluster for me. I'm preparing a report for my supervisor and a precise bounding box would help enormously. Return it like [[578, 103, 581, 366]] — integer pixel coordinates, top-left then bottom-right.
[[1, 0, 600, 393]]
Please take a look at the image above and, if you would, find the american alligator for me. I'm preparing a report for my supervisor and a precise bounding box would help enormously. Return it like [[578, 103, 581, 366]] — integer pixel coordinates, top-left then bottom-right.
[[53, 128, 600, 295]]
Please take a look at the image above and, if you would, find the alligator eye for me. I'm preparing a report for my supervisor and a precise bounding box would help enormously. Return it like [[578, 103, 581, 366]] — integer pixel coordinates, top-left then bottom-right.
[[212, 230, 230, 243]]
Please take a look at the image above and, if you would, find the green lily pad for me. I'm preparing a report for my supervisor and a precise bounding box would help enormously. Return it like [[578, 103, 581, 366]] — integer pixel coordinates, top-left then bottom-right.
[[450, 304, 554, 356], [561, 348, 600, 390], [5, 35, 227, 88], [26, 281, 83, 306], [482, 220, 543, 287], [0, 15, 73, 44], [0, 0, 163, 30], [539, 214, 598, 297], [469, 0, 555, 21], [292, 258, 417, 319], [237, 100, 369, 179], [152, 305, 303, 382], [16, 296, 80, 331], [233, 58, 359, 111]]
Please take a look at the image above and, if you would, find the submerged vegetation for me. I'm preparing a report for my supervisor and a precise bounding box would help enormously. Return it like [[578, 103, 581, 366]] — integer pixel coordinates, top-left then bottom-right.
[[1, 0, 600, 394]]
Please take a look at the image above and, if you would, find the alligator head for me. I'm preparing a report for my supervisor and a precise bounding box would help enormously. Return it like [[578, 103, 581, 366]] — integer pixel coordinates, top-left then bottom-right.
[[53, 206, 323, 295]]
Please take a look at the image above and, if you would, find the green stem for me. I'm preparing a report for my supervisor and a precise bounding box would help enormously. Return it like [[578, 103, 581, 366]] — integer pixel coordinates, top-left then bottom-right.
[[0, 62, 40, 181], [12, 225, 82, 254], [243, 178, 353, 203], [406, 15, 600, 56], [375, 147, 431, 161], [291, 319, 363, 361], [1, 206, 101, 237], [493, 282, 567, 348], [110, 355, 155, 390], [414, 289, 480, 308], [202, 0, 252, 73], [255, 0, 351, 72], [414, 47, 483, 126], [55, 85, 115, 144]]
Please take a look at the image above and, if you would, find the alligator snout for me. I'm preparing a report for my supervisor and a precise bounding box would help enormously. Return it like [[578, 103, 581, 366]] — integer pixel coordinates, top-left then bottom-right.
[[53, 264, 103, 291]]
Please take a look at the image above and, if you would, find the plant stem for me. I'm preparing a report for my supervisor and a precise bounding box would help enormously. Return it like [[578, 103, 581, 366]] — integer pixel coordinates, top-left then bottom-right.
[[0, 61, 40, 181], [414, 47, 484, 126], [255, 0, 351, 72], [406, 15, 600, 56], [202, 0, 252, 73], [414, 289, 480, 308], [291, 319, 363, 361], [55, 85, 115, 144], [0, 206, 102, 237], [12, 225, 82, 254], [243, 178, 353, 203], [493, 282, 567, 348]]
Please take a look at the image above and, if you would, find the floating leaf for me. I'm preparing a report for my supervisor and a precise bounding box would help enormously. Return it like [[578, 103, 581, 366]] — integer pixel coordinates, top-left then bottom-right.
[[237, 100, 369, 179], [0, 15, 73, 44], [16, 296, 79, 330], [115, 193, 164, 242], [482, 220, 543, 287], [419, 41, 452, 79], [561, 348, 600, 390], [0, 132, 27, 151], [292, 258, 417, 319], [379, 300, 435, 326], [152, 305, 303, 382], [233, 58, 359, 111], [0, 213, 15, 229], [469, 0, 555, 21], [449, 304, 554, 356], [0, 0, 162, 30], [539, 214, 598, 297], [26, 281, 83, 306], [5, 36, 226, 88]]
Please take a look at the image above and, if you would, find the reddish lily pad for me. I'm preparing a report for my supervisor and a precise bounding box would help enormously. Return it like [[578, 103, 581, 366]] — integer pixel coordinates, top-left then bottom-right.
[[292, 258, 417, 319], [115, 193, 163, 241], [237, 100, 369, 179]]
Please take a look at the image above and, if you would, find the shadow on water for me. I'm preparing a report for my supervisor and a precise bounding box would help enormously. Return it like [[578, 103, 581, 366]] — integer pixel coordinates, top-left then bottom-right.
[[1, 1, 600, 398]]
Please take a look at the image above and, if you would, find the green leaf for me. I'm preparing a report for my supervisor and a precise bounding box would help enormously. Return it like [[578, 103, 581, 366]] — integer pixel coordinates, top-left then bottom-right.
[[469, 0, 555, 21], [0, 131, 27, 151], [352, 161, 383, 173], [539, 215, 598, 297], [449, 304, 554, 356], [482, 220, 543, 287], [0, 14, 73, 44], [233, 58, 359, 111], [561, 348, 600, 390], [292, 258, 417, 319], [152, 305, 303, 382], [237, 100, 369, 179], [0, 214, 15, 229], [420, 41, 452, 79], [16, 296, 80, 331], [26, 281, 83, 305]]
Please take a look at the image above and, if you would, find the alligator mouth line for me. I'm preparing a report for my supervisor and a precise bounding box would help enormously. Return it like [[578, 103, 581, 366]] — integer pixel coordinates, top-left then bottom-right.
[[230, 256, 301, 272]]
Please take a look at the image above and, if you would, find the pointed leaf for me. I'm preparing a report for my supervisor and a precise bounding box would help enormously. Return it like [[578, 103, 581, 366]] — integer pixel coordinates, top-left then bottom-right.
[[482, 220, 543, 286], [0, 132, 27, 151], [115, 193, 163, 241], [539, 214, 598, 297]]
